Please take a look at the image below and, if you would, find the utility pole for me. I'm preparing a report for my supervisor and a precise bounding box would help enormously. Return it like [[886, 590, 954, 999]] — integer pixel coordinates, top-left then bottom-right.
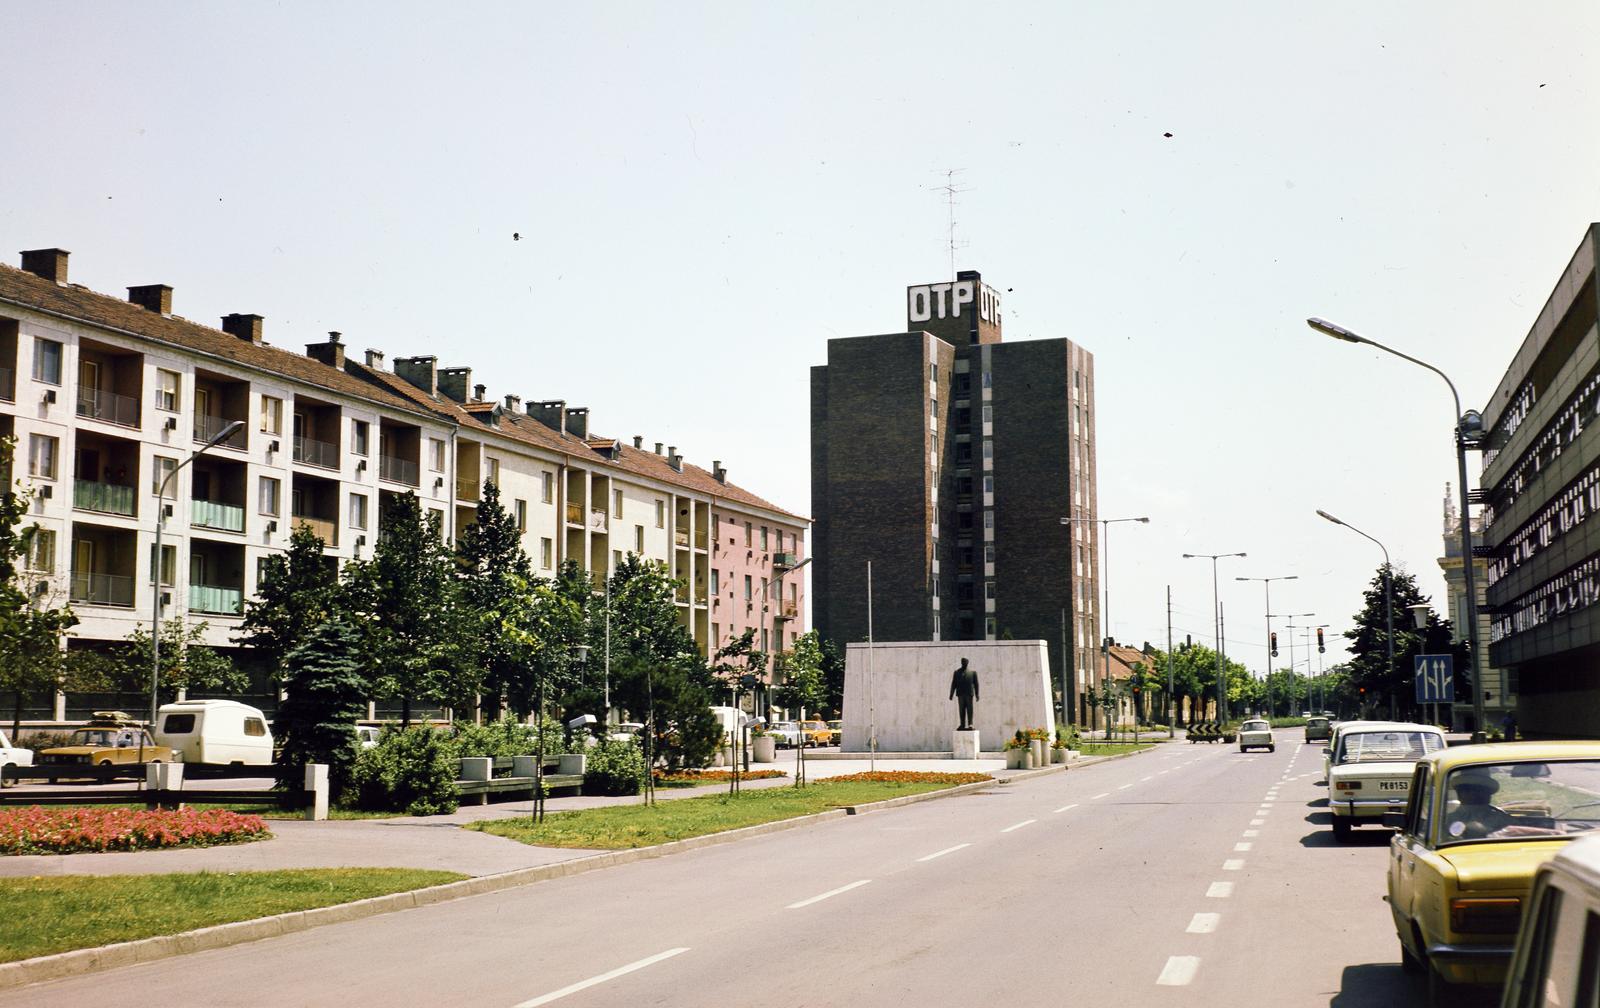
[[1166, 587, 1175, 739]]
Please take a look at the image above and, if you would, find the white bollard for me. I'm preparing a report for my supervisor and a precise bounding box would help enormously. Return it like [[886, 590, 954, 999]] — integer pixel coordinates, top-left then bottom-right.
[[304, 763, 329, 821]]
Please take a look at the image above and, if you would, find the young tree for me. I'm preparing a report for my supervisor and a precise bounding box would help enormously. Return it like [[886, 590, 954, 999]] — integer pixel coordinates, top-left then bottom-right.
[[457, 481, 535, 720], [775, 630, 827, 786], [0, 439, 78, 734], [118, 618, 248, 700], [235, 522, 341, 681], [274, 617, 369, 795]]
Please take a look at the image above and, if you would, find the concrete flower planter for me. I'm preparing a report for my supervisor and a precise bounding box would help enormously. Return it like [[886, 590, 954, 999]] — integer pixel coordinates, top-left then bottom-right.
[[1029, 739, 1046, 768], [752, 736, 777, 763], [1005, 747, 1029, 770], [1051, 747, 1068, 764]]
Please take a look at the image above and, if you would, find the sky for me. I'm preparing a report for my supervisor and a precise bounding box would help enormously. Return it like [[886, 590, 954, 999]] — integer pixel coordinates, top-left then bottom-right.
[[5, 2, 1599, 679]]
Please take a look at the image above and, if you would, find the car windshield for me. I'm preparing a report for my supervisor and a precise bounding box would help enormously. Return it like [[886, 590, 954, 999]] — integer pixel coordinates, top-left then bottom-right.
[[1439, 759, 1600, 846], [1242, 721, 1269, 731], [1336, 730, 1441, 765], [72, 729, 143, 747]]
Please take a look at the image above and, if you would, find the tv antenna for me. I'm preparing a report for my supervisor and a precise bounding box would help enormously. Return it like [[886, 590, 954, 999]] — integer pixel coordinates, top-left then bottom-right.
[[930, 169, 971, 280]]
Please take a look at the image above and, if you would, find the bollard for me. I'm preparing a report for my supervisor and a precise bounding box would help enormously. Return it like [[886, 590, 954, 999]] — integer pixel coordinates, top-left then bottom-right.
[[304, 763, 329, 821]]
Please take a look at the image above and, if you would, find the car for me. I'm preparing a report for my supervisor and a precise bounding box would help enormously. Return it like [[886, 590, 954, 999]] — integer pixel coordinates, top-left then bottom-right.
[[355, 725, 382, 749], [0, 729, 33, 787], [799, 720, 831, 747], [1304, 716, 1333, 743], [767, 722, 802, 748], [1322, 719, 1401, 782], [1238, 719, 1275, 752], [1385, 741, 1600, 1004], [39, 711, 173, 768], [155, 699, 273, 764], [1327, 722, 1443, 840], [826, 720, 843, 746], [1499, 833, 1600, 1008]]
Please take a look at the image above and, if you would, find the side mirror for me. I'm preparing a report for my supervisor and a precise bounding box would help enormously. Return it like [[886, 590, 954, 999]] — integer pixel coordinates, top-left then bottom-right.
[[1322, 748, 1332, 756], [1382, 811, 1407, 831]]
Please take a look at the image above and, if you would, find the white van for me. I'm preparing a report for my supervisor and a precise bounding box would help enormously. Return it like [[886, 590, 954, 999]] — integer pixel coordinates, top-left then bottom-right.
[[155, 700, 274, 765], [1500, 833, 1600, 1007]]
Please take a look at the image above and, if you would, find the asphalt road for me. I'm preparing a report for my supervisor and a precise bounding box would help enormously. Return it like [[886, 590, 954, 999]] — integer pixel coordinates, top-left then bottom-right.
[[4, 733, 1441, 1007]]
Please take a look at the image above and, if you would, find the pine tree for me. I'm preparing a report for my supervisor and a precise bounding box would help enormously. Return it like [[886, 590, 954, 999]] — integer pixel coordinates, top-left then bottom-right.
[[457, 481, 534, 719], [275, 617, 369, 794], [236, 522, 340, 682], [1343, 564, 1461, 719]]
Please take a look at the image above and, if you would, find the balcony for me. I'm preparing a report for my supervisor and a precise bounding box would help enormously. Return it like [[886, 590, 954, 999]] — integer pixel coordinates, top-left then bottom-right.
[[192, 498, 245, 533], [194, 413, 248, 450], [457, 477, 480, 502], [589, 509, 608, 531], [674, 530, 690, 548], [293, 436, 339, 470], [774, 599, 799, 621], [379, 454, 419, 487], [70, 571, 135, 607], [189, 583, 244, 616], [293, 515, 339, 547], [76, 388, 141, 428], [565, 502, 583, 525], [73, 479, 136, 517], [773, 551, 799, 569]]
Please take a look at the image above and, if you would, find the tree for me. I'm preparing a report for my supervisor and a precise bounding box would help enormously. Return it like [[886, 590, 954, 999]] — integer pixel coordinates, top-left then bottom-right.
[[775, 630, 827, 786], [1343, 564, 1461, 720], [235, 522, 340, 682], [118, 618, 247, 700], [456, 481, 535, 720], [274, 617, 369, 795], [0, 438, 77, 734]]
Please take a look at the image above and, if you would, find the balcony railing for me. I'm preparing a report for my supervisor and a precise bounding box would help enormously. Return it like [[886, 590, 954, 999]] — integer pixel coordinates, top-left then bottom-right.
[[457, 477, 480, 502], [774, 600, 799, 621], [589, 509, 608, 531], [379, 454, 419, 486], [293, 515, 339, 547], [0, 365, 13, 402], [70, 571, 135, 607], [194, 413, 248, 449], [565, 502, 583, 525], [76, 387, 141, 427], [773, 551, 799, 569], [674, 530, 689, 547], [189, 583, 244, 615], [73, 479, 136, 516], [293, 435, 339, 469], [192, 498, 245, 532]]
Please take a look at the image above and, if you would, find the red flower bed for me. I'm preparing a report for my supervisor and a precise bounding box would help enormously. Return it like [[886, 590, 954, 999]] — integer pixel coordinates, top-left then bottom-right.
[[655, 769, 787, 783], [819, 771, 992, 785], [0, 807, 271, 856]]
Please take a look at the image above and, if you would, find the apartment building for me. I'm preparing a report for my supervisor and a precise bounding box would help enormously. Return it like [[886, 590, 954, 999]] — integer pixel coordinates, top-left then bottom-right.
[[0, 248, 806, 689]]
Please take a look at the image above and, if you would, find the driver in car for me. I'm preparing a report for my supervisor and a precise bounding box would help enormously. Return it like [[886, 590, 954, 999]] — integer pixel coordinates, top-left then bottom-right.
[[1445, 771, 1517, 840]]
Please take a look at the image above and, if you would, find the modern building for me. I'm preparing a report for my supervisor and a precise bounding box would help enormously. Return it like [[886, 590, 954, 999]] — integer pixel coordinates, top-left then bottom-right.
[[1438, 483, 1512, 731], [1480, 223, 1600, 739], [810, 270, 1099, 723], [0, 247, 806, 718]]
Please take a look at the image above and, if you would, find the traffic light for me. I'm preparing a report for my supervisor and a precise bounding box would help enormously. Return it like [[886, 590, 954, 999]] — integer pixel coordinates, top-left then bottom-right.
[[1316, 627, 1325, 653], [1270, 632, 1278, 657]]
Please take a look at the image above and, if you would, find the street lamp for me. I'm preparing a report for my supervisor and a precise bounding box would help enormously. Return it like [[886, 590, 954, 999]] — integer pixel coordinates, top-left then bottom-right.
[[1317, 508, 1393, 715], [1063, 516, 1150, 734], [1309, 317, 1486, 739], [1237, 574, 1297, 718], [150, 420, 245, 728], [1277, 613, 1314, 716], [1183, 551, 1246, 722], [768, 556, 811, 782]]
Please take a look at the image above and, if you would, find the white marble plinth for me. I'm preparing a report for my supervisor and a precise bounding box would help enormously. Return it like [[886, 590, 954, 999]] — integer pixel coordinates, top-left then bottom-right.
[[952, 729, 980, 760]]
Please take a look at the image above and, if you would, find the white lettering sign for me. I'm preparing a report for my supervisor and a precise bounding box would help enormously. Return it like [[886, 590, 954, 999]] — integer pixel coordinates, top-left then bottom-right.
[[908, 281, 1002, 324]]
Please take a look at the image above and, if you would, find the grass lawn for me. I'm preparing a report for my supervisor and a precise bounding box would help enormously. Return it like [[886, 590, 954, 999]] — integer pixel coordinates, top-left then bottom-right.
[[470, 778, 975, 849], [0, 868, 464, 963]]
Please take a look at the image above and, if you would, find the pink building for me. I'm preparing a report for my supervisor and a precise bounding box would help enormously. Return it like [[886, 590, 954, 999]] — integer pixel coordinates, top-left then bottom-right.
[[709, 507, 806, 659]]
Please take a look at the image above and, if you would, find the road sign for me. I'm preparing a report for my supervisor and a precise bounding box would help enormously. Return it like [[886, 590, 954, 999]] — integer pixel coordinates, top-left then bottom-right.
[[1414, 655, 1454, 704]]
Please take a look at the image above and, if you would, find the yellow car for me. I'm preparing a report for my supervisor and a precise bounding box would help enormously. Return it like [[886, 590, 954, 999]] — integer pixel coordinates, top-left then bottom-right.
[[1385, 741, 1600, 1005], [799, 720, 831, 748]]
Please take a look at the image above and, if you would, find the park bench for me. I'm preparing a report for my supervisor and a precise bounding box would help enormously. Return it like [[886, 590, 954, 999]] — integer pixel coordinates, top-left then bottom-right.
[[454, 754, 586, 806]]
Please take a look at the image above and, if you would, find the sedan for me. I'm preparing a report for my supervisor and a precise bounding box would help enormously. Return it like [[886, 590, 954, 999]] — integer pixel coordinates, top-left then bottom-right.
[[1327, 722, 1443, 841], [767, 722, 802, 748], [1237, 719, 1275, 753]]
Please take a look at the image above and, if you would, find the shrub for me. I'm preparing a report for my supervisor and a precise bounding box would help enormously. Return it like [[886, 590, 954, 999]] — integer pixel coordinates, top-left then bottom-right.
[[584, 737, 645, 796], [0, 807, 269, 855], [1003, 730, 1029, 751], [447, 716, 536, 760], [12, 731, 73, 752], [347, 726, 458, 816]]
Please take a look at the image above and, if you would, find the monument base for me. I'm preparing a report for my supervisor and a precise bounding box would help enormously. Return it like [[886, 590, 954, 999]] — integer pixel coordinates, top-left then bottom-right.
[[952, 729, 980, 760]]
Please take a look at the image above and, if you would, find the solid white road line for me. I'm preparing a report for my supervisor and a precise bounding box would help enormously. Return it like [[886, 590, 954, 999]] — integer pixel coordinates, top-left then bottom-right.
[[1206, 882, 1235, 898], [1223, 859, 1245, 870], [916, 844, 971, 863], [1187, 912, 1221, 934], [1053, 803, 1079, 814], [1091, 792, 1110, 800], [1001, 819, 1037, 833], [1157, 956, 1201, 986], [514, 948, 691, 1007], [787, 880, 871, 909]]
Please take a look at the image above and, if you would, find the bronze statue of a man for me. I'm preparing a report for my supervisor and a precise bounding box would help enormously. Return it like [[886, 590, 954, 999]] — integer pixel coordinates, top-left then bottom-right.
[[950, 657, 980, 731]]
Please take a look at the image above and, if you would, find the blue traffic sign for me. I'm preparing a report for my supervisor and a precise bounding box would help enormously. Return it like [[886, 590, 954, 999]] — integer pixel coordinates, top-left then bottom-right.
[[1414, 654, 1454, 704]]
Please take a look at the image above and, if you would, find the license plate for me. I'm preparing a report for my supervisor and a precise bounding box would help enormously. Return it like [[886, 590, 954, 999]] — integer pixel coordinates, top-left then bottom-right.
[[1378, 781, 1407, 792]]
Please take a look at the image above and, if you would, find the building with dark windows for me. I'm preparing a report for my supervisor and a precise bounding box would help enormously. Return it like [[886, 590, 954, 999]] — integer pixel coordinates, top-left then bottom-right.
[[1481, 223, 1600, 739], [810, 271, 1100, 723]]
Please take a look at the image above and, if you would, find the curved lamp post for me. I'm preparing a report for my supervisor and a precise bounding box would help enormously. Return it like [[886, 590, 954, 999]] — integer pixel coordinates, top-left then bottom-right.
[[1317, 509, 1393, 715], [1182, 551, 1246, 721]]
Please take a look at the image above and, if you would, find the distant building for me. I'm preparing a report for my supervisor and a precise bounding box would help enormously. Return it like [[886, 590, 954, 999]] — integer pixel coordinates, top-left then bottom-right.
[[1438, 483, 1512, 730], [810, 270, 1100, 723]]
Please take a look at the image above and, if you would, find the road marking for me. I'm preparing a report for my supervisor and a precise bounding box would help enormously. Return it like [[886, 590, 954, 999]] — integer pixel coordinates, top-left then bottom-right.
[[1117, 783, 1133, 790], [1256, 809, 1271, 816], [1001, 819, 1037, 833], [1206, 882, 1234, 898], [514, 947, 691, 1007], [1091, 792, 1110, 800], [787, 880, 871, 909], [1053, 803, 1079, 814], [1156, 956, 1201, 986], [1249, 818, 1264, 825], [1187, 913, 1220, 934], [1223, 858, 1244, 870], [1141, 775, 1154, 782], [1243, 829, 1259, 837], [1234, 842, 1252, 852], [916, 844, 970, 862]]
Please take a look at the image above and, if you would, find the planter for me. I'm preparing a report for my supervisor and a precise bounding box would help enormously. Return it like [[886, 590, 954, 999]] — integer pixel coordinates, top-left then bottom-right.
[[1005, 747, 1028, 770], [717, 745, 734, 767], [752, 736, 777, 763], [1051, 747, 1067, 764], [1029, 739, 1046, 768]]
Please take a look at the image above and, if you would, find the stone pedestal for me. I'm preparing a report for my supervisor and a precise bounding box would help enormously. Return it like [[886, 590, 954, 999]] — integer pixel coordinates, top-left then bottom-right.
[[952, 729, 980, 760]]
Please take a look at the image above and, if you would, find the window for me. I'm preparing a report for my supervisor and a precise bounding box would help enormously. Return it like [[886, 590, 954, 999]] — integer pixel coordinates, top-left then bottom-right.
[[28, 434, 57, 479], [612, 549, 622, 570], [930, 362, 938, 381], [514, 499, 527, 532], [712, 622, 720, 644], [635, 524, 645, 553], [984, 544, 995, 564], [349, 493, 368, 530], [149, 543, 176, 587], [982, 371, 992, 388], [655, 500, 665, 528], [710, 570, 720, 594], [982, 404, 992, 424], [429, 438, 445, 472], [760, 628, 769, 652], [26, 528, 55, 573], [258, 476, 280, 516], [256, 557, 273, 585], [982, 441, 993, 459], [32, 338, 62, 384], [744, 522, 752, 547], [428, 507, 445, 529], [983, 474, 994, 493], [985, 617, 997, 637], [155, 369, 180, 412], [487, 457, 500, 486], [760, 526, 769, 550], [151, 456, 176, 495], [744, 575, 753, 601], [163, 713, 196, 734], [614, 489, 624, 518], [984, 511, 994, 529], [243, 718, 267, 738], [352, 420, 369, 456], [260, 395, 283, 434], [540, 537, 553, 569], [541, 471, 554, 503]]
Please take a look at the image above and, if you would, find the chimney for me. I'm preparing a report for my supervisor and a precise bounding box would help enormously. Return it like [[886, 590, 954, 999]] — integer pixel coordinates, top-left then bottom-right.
[[438, 367, 471, 403], [364, 348, 385, 369], [567, 407, 589, 439], [504, 394, 521, 412], [712, 460, 727, 483], [530, 400, 567, 434], [654, 442, 664, 455], [472, 383, 487, 402], [222, 313, 264, 344], [632, 436, 643, 450], [305, 331, 346, 369], [667, 446, 682, 472], [128, 284, 173, 315], [393, 356, 438, 397], [20, 248, 69, 283]]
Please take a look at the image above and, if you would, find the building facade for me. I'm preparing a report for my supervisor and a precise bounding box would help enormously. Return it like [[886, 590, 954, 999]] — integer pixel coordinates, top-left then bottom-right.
[[1438, 483, 1513, 730], [810, 270, 1099, 722], [0, 248, 806, 717]]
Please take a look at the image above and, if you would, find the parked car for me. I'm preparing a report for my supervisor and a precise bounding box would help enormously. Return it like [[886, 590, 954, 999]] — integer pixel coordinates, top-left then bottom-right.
[[355, 725, 382, 749], [155, 699, 273, 765], [1304, 716, 1332, 743], [1328, 722, 1444, 840], [1499, 833, 1600, 1008], [39, 711, 172, 767], [1238, 719, 1275, 753], [1322, 719, 1400, 782], [0, 729, 33, 787], [768, 721, 803, 748], [799, 720, 831, 747], [826, 720, 843, 746], [1386, 741, 1600, 1004]]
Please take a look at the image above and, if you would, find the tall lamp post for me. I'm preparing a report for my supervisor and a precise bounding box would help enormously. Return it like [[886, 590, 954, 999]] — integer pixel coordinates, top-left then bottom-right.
[[1183, 551, 1246, 722], [1277, 614, 1314, 715], [1317, 509, 1393, 715], [1308, 317, 1486, 739], [1310, 624, 1331, 713], [150, 420, 245, 728], [1237, 574, 1297, 718], [1063, 515, 1150, 734]]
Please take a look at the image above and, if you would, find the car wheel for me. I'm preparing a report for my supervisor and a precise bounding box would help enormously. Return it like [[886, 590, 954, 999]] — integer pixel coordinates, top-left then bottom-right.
[[1331, 816, 1353, 842], [0, 764, 13, 788], [1268, 745, 1276, 753], [1425, 960, 1460, 1008], [1399, 937, 1423, 975]]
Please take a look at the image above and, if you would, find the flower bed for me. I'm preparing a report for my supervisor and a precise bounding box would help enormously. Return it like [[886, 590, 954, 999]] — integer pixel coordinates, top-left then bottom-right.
[[0, 807, 271, 856], [819, 771, 992, 785], [655, 769, 787, 784]]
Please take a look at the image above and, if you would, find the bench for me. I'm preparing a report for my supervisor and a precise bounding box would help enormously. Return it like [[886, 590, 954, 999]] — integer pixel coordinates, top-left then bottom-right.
[[455, 755, 586, 806]]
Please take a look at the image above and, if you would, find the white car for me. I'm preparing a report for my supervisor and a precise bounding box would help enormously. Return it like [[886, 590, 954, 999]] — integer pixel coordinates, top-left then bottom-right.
[[767, 722, 802, 748], [1326, 722, 1444, 841], [1238, 719, 1275, 753], [355, 725, 382, 749], [0, 729, 34, 787], [1322, 719, 1399, 781]]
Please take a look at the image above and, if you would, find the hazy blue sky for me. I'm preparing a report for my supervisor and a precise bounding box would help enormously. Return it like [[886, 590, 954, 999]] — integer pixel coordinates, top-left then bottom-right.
[[6, 2, 1599, 677]]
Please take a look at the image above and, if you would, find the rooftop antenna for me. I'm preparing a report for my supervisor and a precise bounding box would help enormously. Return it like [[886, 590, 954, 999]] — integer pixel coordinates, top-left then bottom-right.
[[930, 169, 971, 280]]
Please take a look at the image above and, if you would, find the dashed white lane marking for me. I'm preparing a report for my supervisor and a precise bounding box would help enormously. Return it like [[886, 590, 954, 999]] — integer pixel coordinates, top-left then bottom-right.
[[1157, 956, 1201, 986], [1234, 842, 1253, 852], [1118, 784, 1133, 791], [1206, 882, 1235, 898], [1053, 803, 1079, 814], [1001, 819, 1037, 833], [916, 844, 970, 862], [1141, 775, 1154, 782], [1256, 808, 1271, 816], [1187, 912, 1220, 934], [1250, 818, 1265, 826], [1223, 859, 1245, 870], [787, 880, 871, 909], [1243, 829, 1259, 837], [1091, 792, 1110, 800], [514, 947, 691, 1007]]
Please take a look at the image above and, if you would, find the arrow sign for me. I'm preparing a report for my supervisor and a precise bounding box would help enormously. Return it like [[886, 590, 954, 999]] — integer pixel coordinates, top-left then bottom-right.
[[1414, 654, 1454, 704]]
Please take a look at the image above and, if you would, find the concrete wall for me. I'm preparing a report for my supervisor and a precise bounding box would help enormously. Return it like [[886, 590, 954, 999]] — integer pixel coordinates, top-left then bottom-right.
[[840, 639, 1054, 752]]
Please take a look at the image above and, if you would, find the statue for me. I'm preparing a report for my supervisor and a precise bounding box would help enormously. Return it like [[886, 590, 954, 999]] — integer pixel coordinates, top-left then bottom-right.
[[949, 657, 980, 731]]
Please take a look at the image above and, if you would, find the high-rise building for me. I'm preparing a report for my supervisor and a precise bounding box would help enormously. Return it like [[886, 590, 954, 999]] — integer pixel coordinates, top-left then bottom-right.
[[810, 270, 1099, 721]]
